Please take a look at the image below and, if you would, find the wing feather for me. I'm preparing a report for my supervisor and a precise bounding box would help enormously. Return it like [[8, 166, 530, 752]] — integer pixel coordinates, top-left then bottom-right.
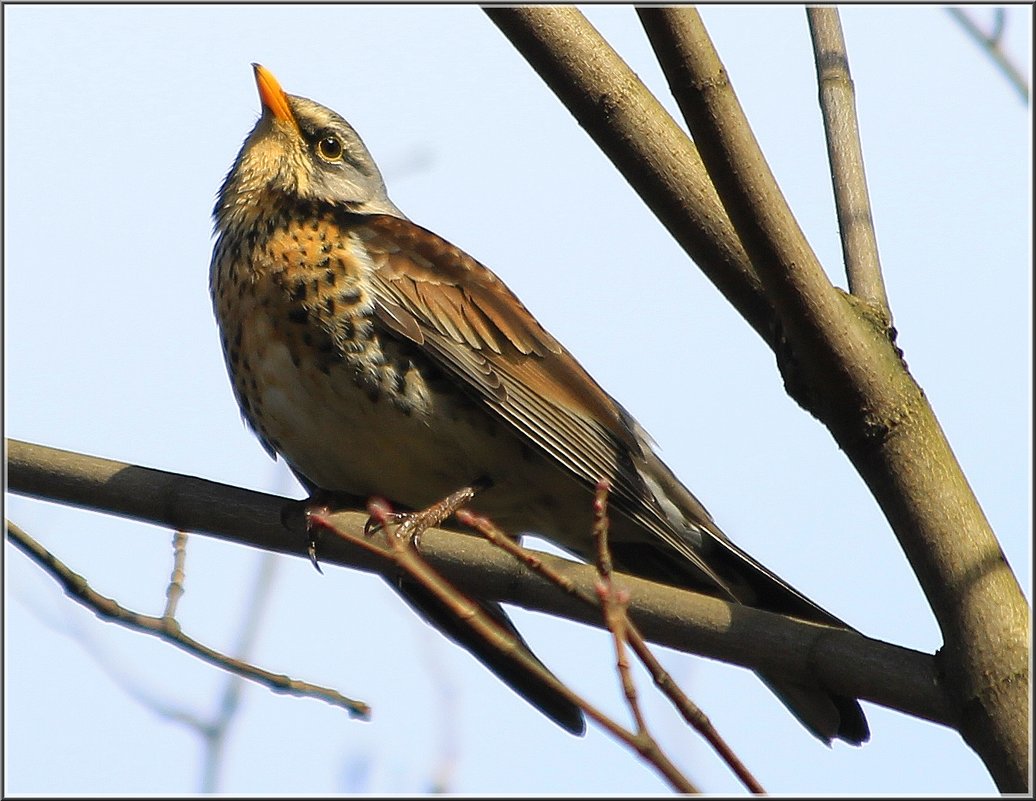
[[361, 215, 727, 588]]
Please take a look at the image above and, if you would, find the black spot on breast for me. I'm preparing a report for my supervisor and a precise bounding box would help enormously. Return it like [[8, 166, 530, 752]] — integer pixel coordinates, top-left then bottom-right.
[[338, 286, 362, 304], [288, 307, 309, 324], [356, 319, 375, 340]]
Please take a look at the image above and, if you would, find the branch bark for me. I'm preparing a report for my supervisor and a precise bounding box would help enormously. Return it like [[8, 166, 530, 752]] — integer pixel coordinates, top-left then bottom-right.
[[806, 6, 890, 317], [482, 5, 775, 347], [8, 437, 952, 730], [486, 5, 1029, 791]]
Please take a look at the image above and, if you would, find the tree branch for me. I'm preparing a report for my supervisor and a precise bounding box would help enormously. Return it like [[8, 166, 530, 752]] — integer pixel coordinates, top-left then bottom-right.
[[636, 7, 854, 362], [482, 5, 775, 347], [630, 9, 1030, 790], [806, 6, 890, 317], [7, 437, 953, 730], [458, 501, 762, 794], [340, 498, 699, 793], [947, 7, 1030, 103], [5, 518, 368, 719]]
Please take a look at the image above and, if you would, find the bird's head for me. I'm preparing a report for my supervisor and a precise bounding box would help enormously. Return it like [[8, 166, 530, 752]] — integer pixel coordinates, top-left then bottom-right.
[[215, 64, 402, 231]]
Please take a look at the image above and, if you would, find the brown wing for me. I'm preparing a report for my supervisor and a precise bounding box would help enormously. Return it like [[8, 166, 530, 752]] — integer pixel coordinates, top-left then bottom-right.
[[354, 220, 869, 746], [356, 215, 729, 588]]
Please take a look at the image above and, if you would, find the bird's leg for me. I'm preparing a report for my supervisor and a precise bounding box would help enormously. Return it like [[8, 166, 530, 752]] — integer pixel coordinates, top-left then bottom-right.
[[365, 477, 493, 549]]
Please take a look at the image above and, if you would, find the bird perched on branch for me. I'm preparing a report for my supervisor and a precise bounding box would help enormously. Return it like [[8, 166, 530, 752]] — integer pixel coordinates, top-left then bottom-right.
[[210, 64, 868, 745]]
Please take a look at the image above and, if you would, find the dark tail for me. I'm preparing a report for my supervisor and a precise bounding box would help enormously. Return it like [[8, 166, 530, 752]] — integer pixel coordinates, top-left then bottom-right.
[[608, 532, 869, 745], [390, 576, 586, 735], [703, 532, 870, 745]]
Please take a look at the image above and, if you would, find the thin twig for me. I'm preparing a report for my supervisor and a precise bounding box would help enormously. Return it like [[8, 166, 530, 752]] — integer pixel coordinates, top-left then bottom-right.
[[598, 482, 765, 795], [11, 578, 218, 732], [457, 504, 764, 794], [807, 6, 891, 320], [591, 482, 674, 780], [947, 7, 1029, 103], [6, 519, 369, 719], [311, 502, 700, 794], [163, 530, 188, 620], [200, 552, 280, 792], [591, 482, 645, 733]]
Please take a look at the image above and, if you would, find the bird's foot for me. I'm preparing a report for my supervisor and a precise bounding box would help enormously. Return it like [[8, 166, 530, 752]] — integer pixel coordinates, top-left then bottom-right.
[[364, 482, 488, 549]]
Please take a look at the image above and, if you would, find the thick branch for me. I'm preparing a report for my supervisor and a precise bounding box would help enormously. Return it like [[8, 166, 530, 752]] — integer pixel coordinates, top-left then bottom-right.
[[7, 438, 952, 729], [637, 7, 850, 363], [634, 9, 1029, 790], [483, 5, 775, 346]]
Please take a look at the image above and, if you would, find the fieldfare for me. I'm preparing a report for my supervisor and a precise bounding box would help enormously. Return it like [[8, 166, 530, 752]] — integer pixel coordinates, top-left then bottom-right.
[[210, 64, 869, 745]]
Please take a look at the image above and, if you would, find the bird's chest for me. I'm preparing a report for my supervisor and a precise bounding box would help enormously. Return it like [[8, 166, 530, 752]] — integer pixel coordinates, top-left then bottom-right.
[[210, 219, 510, 502]]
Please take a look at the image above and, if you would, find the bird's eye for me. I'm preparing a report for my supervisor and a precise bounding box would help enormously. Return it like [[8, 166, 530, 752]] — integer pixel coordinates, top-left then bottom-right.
[[316, 135, 344, 161]]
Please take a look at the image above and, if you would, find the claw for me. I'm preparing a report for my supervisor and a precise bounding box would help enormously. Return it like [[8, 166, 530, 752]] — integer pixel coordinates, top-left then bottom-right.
[[363, 515, 389, 537], [307, 529, 324, 574], [303, 503, 333, 575], [364, 496, 398, 537]]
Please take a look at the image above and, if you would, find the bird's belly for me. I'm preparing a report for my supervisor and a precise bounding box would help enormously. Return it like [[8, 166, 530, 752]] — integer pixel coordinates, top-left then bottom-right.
[[238, 316, 592, 539]]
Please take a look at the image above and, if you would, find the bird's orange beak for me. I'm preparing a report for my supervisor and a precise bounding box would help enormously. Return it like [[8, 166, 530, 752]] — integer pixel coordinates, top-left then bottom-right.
[[252, 64, 296, 127]]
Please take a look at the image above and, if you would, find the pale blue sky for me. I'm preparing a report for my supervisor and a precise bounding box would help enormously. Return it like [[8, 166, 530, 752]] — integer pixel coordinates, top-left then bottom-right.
[[5, 4, 1031, 794]]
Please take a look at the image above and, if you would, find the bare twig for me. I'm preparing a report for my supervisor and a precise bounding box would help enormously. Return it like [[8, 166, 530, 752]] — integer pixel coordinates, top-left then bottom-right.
[[589, 483, 702, 789], [312, 500, 700, 793], [591, 481, 646, 733], [163, 530, 189, 620], [458, 499, 765, 794], [594, 482, 765, 795], [6, 519, 369, 719], [200, 552, 280, 792], [10, 577, 217, 732], [807, 6, 890, 318], [947, 7, 1029, 103]]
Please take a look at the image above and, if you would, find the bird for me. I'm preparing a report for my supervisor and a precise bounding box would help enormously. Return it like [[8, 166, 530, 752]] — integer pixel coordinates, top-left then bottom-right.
[[210, 64, 869, 745]]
